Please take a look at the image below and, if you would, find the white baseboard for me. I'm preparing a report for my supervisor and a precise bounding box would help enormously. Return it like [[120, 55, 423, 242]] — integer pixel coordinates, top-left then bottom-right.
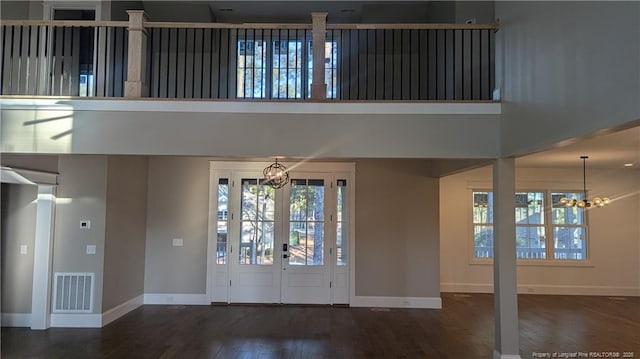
[[351, 296, 442, 309], [441, 283, 640, 296], [494, 350, 521, 359], [50, 313, 102, 328], [441, 283, 493, 293], [144, 293, 209, 305], [102, 294, 144, 326], [1, 313, 32, 327]]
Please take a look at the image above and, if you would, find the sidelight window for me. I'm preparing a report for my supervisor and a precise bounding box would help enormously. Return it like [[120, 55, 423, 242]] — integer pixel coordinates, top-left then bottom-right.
[[216, 178, 229, 264]]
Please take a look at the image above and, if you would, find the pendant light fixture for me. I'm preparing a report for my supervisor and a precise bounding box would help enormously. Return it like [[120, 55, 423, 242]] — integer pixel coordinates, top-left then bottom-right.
[[263, 158, 289, 189], [560, 156, 609, 208]]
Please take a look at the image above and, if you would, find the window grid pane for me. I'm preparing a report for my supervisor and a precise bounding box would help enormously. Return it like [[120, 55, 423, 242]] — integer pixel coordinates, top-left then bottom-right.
[[274, 40, 303, 98], [237, 39, 267, 98], [554, 226, 587, 260], [552, 192, 585, 225], [516, 225, 546, 259], [474, 225, 493, 258], [473, 191, 493, 258], [552, 192, 587, 260]]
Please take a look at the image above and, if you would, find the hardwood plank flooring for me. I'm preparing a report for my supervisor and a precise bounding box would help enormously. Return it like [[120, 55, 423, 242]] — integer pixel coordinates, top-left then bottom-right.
[[2, 294, 638, 358]]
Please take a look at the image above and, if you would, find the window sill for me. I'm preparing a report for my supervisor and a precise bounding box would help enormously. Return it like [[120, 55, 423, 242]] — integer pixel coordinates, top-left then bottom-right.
[[470, 259, 594, 268]]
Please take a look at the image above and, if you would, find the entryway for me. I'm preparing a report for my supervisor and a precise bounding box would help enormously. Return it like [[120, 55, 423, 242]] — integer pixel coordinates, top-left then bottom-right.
[[207, 162, 353, 305]]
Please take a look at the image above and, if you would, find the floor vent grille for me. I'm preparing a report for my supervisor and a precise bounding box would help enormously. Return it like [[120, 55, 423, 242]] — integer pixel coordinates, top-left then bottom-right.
[[53, 272, 94, 313]]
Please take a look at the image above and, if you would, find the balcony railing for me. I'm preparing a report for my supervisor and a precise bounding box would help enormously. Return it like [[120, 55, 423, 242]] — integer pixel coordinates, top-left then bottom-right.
[[1, 12, 498, 101], [1, 20, 128, 97]]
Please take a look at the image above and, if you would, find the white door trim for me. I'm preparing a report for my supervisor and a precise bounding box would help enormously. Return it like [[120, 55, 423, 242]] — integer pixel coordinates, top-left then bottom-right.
[[43, 1, 102, 21], [206, 161, 355, 305], [1, 167, 58, 330]]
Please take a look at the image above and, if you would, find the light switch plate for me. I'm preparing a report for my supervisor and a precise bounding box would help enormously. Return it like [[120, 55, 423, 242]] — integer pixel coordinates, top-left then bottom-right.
[[80, 220, 91, 229], [20, 245, 28, 255], [172, 238, 184, 247], [86, 245, 97, 255]]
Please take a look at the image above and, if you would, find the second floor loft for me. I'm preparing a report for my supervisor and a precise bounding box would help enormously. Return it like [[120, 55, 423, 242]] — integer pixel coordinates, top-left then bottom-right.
[[0, 11, 497, 101]]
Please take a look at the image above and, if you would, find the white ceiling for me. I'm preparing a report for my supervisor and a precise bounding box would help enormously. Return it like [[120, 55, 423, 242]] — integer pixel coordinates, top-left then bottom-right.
[[516, 125, 640, 169]]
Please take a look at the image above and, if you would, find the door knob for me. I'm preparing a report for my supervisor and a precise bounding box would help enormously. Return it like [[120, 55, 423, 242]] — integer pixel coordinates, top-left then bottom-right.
[[283, 254, 289, 259]]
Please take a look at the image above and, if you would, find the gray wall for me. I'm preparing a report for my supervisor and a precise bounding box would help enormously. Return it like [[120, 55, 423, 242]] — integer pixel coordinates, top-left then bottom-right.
[[102, 156, 148, 312], [1, 184, 37, 314], [144, 156, 441, 299], [0, 154, 58, 173], [0, 1, 30, 20], [144, 156, 209, 294], [1, 108, 501, 159], [110, 1, 144, 21], [53, 155, 108, 314], [455, 1, 495, 24], [354, 159, 440, 297], [496, 1, 640, 156]]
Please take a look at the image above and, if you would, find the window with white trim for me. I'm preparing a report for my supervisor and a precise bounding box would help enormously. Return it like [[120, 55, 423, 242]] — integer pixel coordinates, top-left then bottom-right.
[[472, 190, 588, 261]]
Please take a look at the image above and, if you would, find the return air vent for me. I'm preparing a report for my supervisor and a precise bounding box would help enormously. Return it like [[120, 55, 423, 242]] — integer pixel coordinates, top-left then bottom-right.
[[53, 273, 94, 313]]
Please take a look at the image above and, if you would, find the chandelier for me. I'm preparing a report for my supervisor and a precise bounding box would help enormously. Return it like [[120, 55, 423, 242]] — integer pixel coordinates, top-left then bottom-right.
[[560, 156, 609, 208], [263, 158, 289, 189]]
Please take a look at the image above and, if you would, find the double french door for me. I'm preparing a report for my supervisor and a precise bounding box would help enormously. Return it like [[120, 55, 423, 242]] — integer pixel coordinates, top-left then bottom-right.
[[209, 162, 352, 305]]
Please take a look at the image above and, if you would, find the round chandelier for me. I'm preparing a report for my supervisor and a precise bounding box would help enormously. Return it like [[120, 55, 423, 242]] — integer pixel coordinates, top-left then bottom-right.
[[560, 156, 609, 208], [263, 158, 289, 189]]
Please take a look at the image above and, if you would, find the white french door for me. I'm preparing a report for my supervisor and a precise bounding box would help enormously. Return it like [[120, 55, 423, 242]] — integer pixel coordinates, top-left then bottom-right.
[[281, 175, 331, 304], [208, 162, 353, 305]]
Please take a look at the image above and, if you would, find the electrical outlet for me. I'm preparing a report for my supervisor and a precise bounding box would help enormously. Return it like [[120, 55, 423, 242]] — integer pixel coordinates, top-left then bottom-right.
[[172, 238, 184, 247], [86, 245, 97, 255], [20, 245, 28, 255]]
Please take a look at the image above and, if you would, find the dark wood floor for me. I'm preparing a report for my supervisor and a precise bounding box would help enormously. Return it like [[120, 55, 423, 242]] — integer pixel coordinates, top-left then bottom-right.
[[2, 293, 639, 359]]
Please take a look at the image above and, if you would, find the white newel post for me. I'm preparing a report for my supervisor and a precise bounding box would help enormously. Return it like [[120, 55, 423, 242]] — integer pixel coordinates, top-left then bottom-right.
[[124, 10, 148, 97], [311, 12, 328, 100]]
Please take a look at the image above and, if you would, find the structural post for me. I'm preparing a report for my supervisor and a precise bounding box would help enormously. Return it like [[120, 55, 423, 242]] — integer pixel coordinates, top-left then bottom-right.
[[492, 158, 521, 359], [30, 185, 56, 330], [124, 10, 148, 97], [311, 12, 328, 100]]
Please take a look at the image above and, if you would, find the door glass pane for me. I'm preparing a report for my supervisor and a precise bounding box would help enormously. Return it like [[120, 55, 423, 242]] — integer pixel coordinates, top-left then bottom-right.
[[554, 226, 587, 260], [336, 180, 347, 266], [216, 179, 229, 264], [239, 179, 274, 265], [289, 179, 324, 266]]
